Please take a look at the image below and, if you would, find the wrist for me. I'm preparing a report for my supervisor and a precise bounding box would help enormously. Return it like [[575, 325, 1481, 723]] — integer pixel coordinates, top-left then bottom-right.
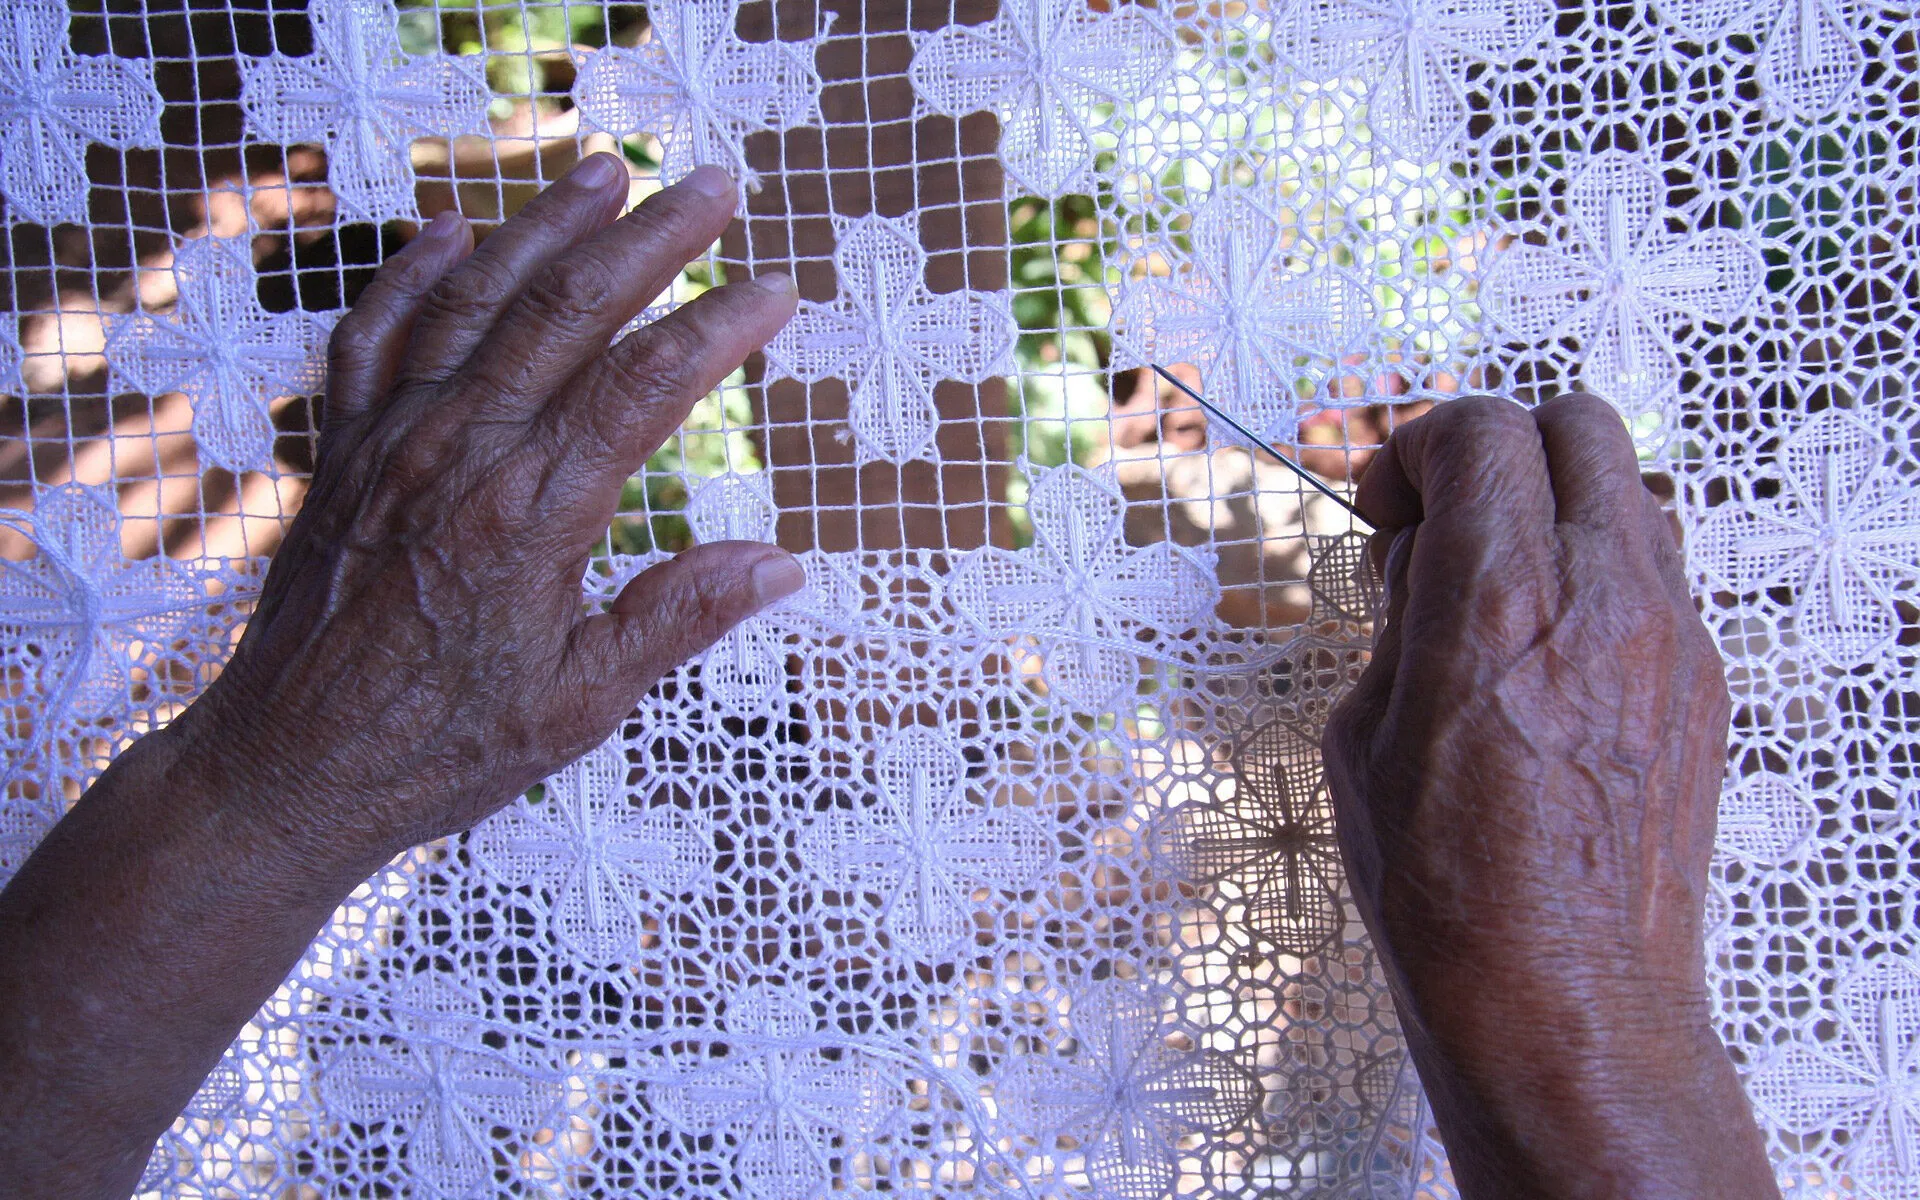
[[0, 696, 389, 1198], [149, 701, 401, 893], [1403, 999, 1775, 1199]]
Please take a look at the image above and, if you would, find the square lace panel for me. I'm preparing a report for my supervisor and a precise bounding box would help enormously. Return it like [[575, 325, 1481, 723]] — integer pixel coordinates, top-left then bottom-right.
[[1, 1, 1914, 1196]]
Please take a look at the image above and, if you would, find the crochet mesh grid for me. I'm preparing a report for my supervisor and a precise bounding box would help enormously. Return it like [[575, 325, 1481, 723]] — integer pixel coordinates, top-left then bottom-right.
[[1, 0, 1916, 1195]]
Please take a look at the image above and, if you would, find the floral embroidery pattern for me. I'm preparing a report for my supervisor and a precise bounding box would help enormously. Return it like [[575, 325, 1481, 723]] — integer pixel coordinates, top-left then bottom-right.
[[313, 974, 565, 1193], [1748, 956, 1920, 1197], [0, 484, 220, 723], [649, 984, 897, 1200], [1480, 151, 1764, 416], [686, 472, 792, 717], [14, 0, 1912, 1187], [1715, 775, 1820, 866], [993, 980, 1259, 1200], [572, 0, 826, 191], [1658, 0, 1869, 118], [764, 212, 1016, 464], [1694, 409, 1920, 668], [1110, 190, 1374, 445], [0, 0, 163, 226], [105, 236, 337, 475], [1151, 716, 1346, 957], [801, 727, 1053, 962], [909, 0, 1177, 197], [950, 461, 1217, 713], [1270, 0, 1553, 161], [0, 798, 57, 883], [240, 0, 490, 223], [468, 738, 711, 962]]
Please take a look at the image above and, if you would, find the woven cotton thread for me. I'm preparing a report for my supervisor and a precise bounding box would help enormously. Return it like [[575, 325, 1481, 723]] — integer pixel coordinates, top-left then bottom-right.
[[2, 0, 1916, 1196]]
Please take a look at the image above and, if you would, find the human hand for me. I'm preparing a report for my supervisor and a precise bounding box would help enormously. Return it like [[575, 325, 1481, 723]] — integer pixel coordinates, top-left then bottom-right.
[[171, 153, 801, 876], [1321, 395, 1777, 1197]]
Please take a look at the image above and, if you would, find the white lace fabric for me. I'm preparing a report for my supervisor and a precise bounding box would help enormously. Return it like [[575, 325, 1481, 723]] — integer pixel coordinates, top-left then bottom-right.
[[0, 0, 1915, 1196]]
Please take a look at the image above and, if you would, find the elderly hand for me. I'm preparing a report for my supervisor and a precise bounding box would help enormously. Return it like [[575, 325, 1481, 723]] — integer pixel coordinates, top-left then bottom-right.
[[178, 154, 801, 868], [0, 154, 801, 1198], [1323, 395, 1777, 1198]]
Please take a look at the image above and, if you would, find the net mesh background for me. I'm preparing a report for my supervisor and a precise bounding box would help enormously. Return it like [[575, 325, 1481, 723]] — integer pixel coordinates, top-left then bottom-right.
[[1, 0, 1916, 1196]]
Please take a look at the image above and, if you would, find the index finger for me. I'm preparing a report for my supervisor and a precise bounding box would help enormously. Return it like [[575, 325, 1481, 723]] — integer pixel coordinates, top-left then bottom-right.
[[450, 166, 740, 413], [1355, 395, 1557, 536], [394, 153, 633, 391], [1531, 392, 1650, 531]]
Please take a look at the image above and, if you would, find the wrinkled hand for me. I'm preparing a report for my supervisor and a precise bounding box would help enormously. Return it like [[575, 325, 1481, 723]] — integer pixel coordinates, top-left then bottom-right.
[[173, 154, 801, 872], [1322, 395, 1776, 1197]]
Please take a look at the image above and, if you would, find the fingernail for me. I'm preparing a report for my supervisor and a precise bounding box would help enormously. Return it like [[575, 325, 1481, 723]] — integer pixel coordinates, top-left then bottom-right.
[[754, 271, 795, 296], [680, 165, 735, 199], [750, 553, 806, 608], [570, 152, 625, 190], [417, 209, 464, 246]]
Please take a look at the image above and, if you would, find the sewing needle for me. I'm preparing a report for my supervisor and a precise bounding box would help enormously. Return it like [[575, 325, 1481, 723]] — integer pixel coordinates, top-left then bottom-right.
[[1149, 364, 1365, 523]]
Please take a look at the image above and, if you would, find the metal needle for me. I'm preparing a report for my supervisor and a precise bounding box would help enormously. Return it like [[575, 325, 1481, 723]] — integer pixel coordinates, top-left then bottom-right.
[[1149, 364, 1365, 522]]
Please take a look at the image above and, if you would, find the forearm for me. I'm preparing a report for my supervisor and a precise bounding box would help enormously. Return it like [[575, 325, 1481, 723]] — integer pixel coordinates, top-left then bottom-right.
[[1399, 978, 1778, 1199], [0, 722, 384, 1198]]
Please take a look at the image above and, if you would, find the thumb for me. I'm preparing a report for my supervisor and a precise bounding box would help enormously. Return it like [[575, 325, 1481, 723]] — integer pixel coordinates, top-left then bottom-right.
[[1322, 525, 1414, 919], [564, 540, 805, 722]]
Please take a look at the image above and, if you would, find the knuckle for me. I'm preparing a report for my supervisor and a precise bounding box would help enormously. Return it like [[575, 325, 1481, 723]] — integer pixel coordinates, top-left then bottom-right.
[[326, 313, 383, 373], [420, 257, 516, 327], [685, 568, 742, 634], [388, 432, 446, 485], [568, 385, 630, 462], [519, 256, 618, 331], [610, 317, 705, 395], [653, 558, 742, 640], [387, 241, 453, 291]]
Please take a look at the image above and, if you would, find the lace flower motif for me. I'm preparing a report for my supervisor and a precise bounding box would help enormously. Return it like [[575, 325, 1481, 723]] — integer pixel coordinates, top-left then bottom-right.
[[687, 472, 790, 717], [572, 0, 827, 191], [1110, 190, 1374, 445], [0, 798, 57, 884], [1694, 409, 1920, 669], [951, 462, 1217, 714], [468, 738, 712, 962], [908, 0, 1177, 198], [1657, 0, 1868, 117], [0, 0, 163, 226], [764, 212, 1016, 464], [1150, 717, 1345, 957], [1270, 0, 1552, 161], [1715, 775, 1820, 866], [313, 974, 565, 1193], [0, 484, 218, 723], [1748, 956, 1920, 1198], [801, 727, 1053, 963], [1480, 151, 1763, 417], [239, 0, 491, 224], [994, 980, 1259, 1200], [650, 983, 898, 1200], [105, 236, 337, 475]]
